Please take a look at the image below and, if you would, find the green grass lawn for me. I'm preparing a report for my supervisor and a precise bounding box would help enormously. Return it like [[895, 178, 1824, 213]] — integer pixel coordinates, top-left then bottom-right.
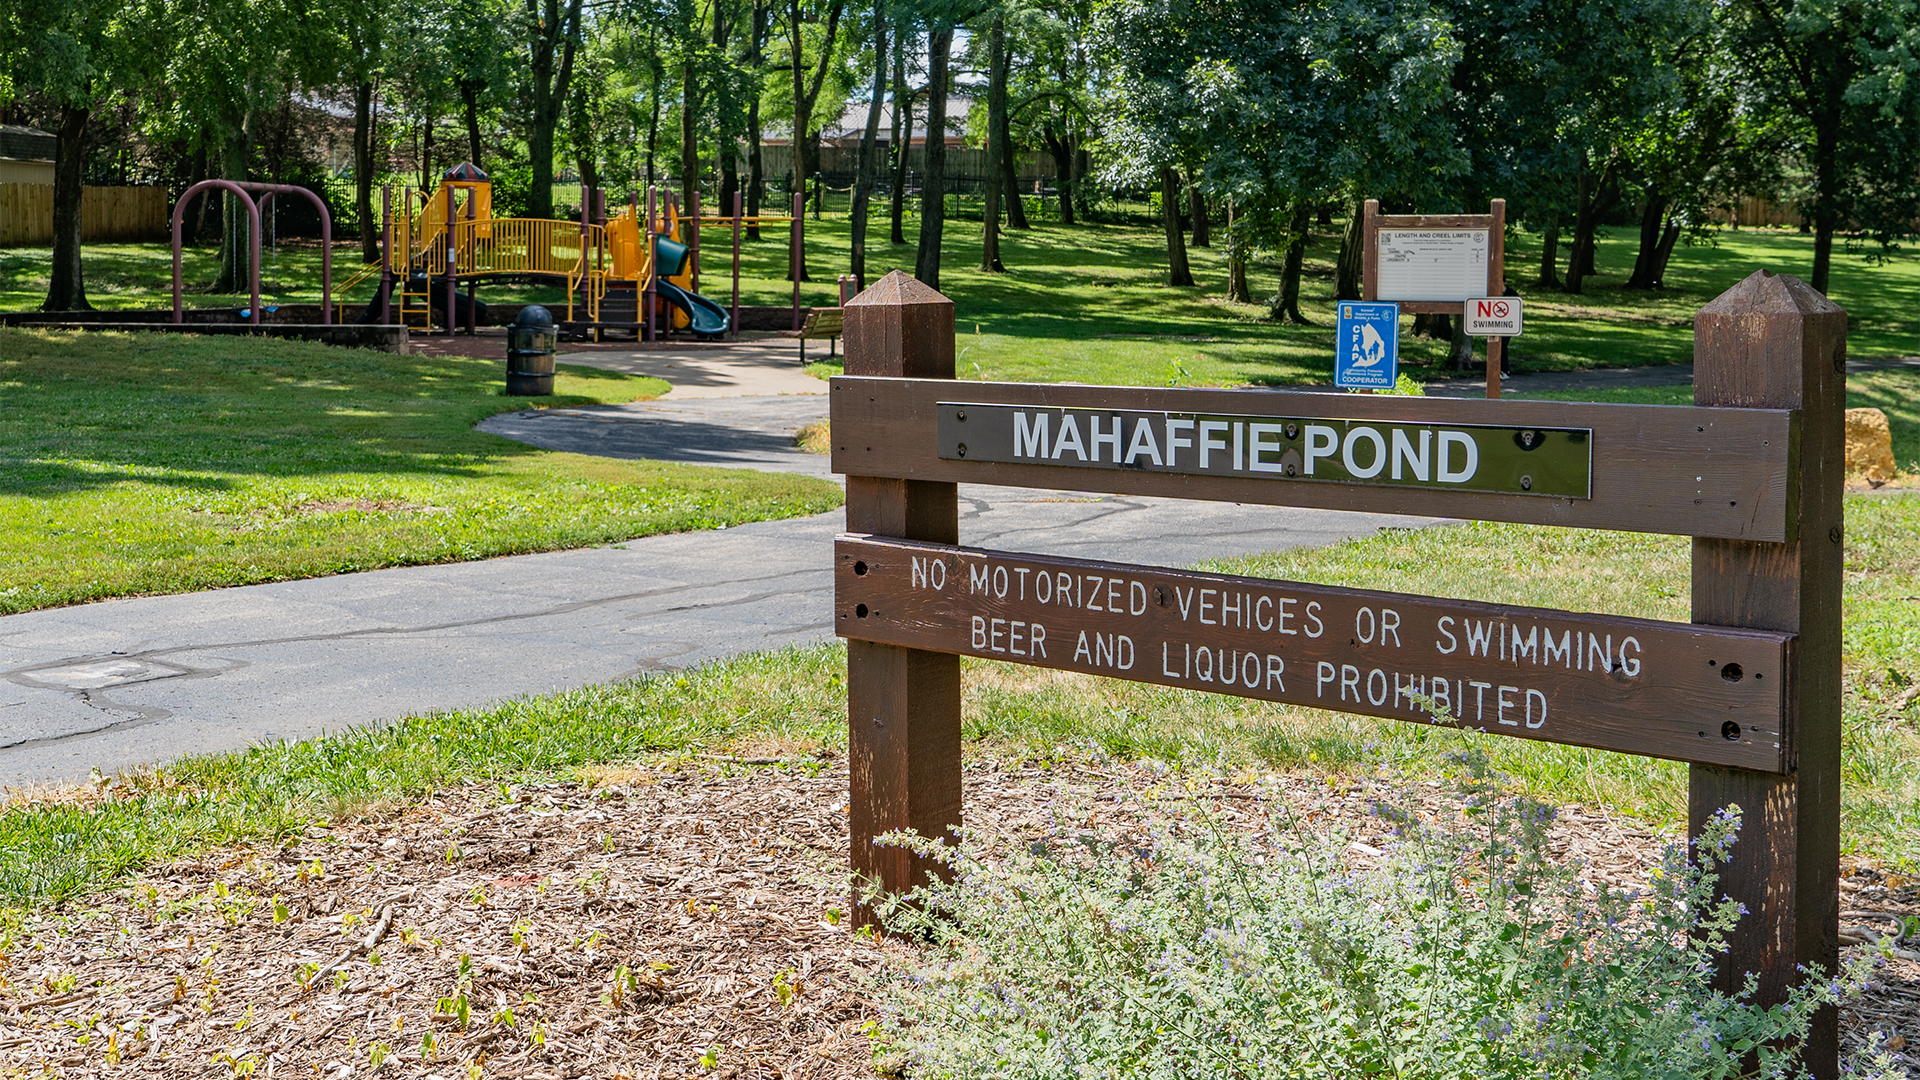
[[5, 373, 1914, 912], [0, 328, 843, 614], [9, 212, 1916, 388]]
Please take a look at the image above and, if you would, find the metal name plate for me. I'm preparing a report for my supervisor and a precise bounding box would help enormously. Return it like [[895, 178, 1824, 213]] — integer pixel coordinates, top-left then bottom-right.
[[937, 402, 1592, 498]]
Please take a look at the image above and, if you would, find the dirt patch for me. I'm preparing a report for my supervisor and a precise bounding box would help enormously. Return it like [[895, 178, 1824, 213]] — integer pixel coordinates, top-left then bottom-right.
[[0, 757, 1910, 1077]]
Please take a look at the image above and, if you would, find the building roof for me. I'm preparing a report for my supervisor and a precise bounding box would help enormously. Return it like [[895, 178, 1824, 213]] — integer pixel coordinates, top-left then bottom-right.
[[0, 125, 57, 163]]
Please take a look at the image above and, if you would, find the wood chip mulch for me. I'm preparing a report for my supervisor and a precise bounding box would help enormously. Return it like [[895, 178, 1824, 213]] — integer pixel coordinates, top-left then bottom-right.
[[0, 756, 1911, 1078]]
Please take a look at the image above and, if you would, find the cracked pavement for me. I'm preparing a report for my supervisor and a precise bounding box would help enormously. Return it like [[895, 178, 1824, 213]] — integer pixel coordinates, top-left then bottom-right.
[[1, 389, 1442, 788]]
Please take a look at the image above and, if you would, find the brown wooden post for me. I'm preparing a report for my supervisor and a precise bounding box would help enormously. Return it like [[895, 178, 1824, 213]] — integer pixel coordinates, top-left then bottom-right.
[[843, 270, 961, 929], [1691, 269, 1844, 1078], [1360, 198, 1380, 303], [1486, 198, 1506, 398]]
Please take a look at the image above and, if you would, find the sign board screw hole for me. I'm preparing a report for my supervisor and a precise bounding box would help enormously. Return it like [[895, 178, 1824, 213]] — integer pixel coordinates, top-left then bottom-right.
[[855, 604, 869, 618], [1285, 424, 1298, 439], [1721, 663, 1743, 682], [853, 561, 867, 576], [956, 411, 966, 421], [957, 443, 968, 458], [1520, 475, 1533, 491], [1722, 720, 1743, 741]]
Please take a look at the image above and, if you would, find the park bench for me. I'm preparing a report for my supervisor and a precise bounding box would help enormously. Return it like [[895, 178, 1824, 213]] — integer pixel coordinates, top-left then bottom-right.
[[789, 307, 844, 364]]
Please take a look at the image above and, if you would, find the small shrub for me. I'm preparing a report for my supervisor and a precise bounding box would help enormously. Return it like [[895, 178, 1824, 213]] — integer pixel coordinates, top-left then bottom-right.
[[873, 759, 1902, 1079]]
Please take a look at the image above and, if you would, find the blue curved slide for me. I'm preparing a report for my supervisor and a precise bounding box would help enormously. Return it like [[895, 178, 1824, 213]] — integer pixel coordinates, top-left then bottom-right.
[[653, 278, 730, 337]]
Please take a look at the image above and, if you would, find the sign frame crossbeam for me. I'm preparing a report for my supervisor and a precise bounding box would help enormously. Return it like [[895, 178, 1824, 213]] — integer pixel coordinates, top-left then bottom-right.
[[829, 377, 1800, 542], [836, 533, 1793, 772]]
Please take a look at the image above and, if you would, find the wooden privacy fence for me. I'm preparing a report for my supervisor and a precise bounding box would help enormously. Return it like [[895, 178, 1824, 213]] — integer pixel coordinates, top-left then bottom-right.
[[0, 184, 169, 245], [831, 268, 1844, 1075]]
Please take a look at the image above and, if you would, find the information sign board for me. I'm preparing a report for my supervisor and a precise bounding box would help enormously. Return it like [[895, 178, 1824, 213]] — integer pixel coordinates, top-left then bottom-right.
[[1376, 230, 1490, 302], [1334, 301, 1400, 389], [1464, 296, 1523, 336], [837, 534, 1790, 771]]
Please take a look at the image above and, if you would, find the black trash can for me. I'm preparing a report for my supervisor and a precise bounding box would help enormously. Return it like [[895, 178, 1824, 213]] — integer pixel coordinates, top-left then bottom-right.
[[506, 305, 558, 396]]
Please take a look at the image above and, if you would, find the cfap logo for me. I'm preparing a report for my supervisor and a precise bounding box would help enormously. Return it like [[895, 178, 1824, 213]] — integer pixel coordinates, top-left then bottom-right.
[[1335, 302, 1400, 389]]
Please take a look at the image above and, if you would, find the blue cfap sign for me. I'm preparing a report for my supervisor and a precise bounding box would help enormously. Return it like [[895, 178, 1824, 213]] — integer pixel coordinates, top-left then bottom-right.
[[1335, 301, 1401, 390]]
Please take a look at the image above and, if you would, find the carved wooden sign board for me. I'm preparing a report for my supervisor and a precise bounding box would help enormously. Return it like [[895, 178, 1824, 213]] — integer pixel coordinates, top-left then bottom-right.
[[833, 268, 1843, 1073], [836, 384, 1798, 772]]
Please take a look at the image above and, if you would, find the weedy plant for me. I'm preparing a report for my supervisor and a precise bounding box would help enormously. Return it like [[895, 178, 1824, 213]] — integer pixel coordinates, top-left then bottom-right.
[[872, 755, 1908, 1079]]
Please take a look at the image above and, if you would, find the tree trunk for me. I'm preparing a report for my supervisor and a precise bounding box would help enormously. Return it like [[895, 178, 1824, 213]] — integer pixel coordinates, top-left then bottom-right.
[[914, 26, 953, 289], [460, 82, 483, 168], [1449, 315, 1475, 370], [1225, 200, 1250, 302], [979, 14, 1006, 272], [572, 89, 600, 198], [1649, 219, 1681, 286], [1810, 124, 1837, 294], [997, 63, 1027, 231], [1625, 191, 1668, 289], [1042, 120, 1074, 226], [43, 103, 92, 312], [680, 57, 700, 217], [890, 70, 912, 244], [215, 121, 252, 294], [1273, 199, 1310, 323], [183, 138, 209, 245], [420, 114, 435, 193], [789, 0, 809, 279], [1335, 197, 1364, 299], [787, 0, 846, 281], [849, 10, 887, 289], [1565, 161, 1616, 295], [350, 83, 378, 262], [1073, 147, 1090, 221], [746, 4, 765, 240], [1536, 219, 1562, 288], [1188, 172, 1208, 247], [1160, 166, 1194, 286], [526, 0, 584, 220]]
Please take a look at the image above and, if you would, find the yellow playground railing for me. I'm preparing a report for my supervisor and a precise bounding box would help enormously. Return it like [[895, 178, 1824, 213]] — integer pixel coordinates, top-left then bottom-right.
[[329, 190, 792, 327]]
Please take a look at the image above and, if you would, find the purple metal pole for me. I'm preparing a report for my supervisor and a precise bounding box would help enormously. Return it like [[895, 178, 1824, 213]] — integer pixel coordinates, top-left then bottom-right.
[[731, 191, 741, 340], [381, 186, 393, 325], [464, 189, 476, 334], [646, 188, 658, 343], [255, 185, 334, 324], [791, 191, 802, 331], [171, 179, 260, 325], [445, 184, 457, 336], [690, 191, 701, 294]]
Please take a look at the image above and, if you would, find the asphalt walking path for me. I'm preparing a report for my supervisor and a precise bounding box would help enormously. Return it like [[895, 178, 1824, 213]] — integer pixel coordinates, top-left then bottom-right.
[[0, 342, 1442, 789]]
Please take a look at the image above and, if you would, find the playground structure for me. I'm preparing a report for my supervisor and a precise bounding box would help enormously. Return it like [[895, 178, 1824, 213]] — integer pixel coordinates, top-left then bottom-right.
[[330, 162, 809, 340], [171, 179, 334, 326]]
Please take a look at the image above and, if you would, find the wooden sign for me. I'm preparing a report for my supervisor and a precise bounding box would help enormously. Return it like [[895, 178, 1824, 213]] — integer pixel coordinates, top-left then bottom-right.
[[1362, 200, 1505, 315], [1362, 198, 1509, 397], [831, 379, 1797, 542], [835, 268, 1843, 1075], [837, 534, 1790, 771], [936, 401, 1592, 497]]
